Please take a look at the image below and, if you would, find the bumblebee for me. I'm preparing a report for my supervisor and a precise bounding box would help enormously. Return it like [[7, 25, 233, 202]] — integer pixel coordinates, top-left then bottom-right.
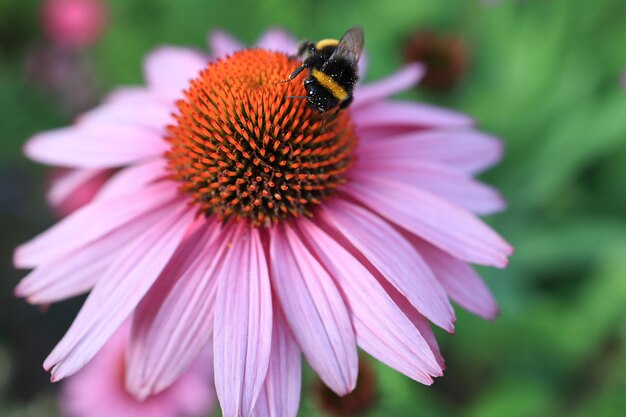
[[283, 26, 365, 113]]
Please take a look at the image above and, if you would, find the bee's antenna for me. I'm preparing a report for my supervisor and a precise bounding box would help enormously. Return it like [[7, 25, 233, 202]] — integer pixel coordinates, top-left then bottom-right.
[[321, 111, 326, 133], [284, 96, 308, 99]]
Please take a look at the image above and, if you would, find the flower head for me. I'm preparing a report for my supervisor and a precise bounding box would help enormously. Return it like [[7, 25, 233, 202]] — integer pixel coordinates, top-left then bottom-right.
[[166, 50, 356, 225], [314, 358, 377, 417], [403, 30, 469, 91], [41, 0, 108, 49], [15, 29, 512, 417], [61, 324, 214, 417]]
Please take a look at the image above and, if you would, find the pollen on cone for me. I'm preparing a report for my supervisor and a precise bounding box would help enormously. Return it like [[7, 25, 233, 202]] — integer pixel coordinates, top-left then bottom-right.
[[166, 50, 357, 226]]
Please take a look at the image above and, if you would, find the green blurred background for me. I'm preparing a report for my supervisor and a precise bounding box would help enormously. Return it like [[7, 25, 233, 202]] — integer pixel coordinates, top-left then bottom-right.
[[2, 0, 626, 416]]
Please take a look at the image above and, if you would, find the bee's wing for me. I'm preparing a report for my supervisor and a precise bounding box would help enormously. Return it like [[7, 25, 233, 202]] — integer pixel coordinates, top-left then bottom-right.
[[328, 26, 364, 64]]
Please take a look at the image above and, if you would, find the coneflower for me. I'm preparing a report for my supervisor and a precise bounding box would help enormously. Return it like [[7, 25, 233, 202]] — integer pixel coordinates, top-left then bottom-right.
[[15, 29, 511, 417]]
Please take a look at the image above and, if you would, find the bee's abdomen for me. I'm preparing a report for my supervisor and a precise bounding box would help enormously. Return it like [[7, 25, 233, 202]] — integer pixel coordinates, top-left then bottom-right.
[[322, 58, 359, 94], [311, 69, 349, 101]]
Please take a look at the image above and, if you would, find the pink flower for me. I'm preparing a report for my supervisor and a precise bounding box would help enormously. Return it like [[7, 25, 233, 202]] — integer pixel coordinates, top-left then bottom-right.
[[61, 324, 215, 417], [15, 29, 512, 417], [42, 0, 108, 49]]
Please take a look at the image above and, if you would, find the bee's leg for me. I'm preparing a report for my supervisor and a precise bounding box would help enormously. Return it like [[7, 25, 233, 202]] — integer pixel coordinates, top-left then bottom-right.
[[288, 65, 307, 80], [276, 65, 306, 84]]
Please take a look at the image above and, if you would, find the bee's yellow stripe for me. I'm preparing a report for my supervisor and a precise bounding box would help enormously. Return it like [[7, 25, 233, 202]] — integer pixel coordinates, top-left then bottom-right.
[[315, 39, 339, 50], [311, 69, 349, 102]]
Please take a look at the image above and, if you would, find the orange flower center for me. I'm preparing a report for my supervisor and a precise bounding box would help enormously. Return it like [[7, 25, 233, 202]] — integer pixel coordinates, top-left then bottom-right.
[[166, 49, 357, 226]]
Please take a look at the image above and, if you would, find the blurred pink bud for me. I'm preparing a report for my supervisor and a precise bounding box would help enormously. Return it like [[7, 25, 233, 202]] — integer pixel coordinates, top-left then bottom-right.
[[41, 0, 108, 49], [60, 324, 215, 417]]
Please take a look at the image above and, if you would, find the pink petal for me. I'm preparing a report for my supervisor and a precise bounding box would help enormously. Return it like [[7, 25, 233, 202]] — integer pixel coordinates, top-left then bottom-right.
[[95, 160, 166, 202], [353, 157, 505, 215], [353, 64, 425, 107], [18, 260, 104, 305], [208, 30, 244, 57], [255, 28, 299, 53], [358, 130, 503, 175], [269, 225, 358, 395], [143, 46, 208, 101], [79, 91, 173, 133], [44, 203, 195, 381], [101, 87, 149, 104], [320, 200, 455, 331], [214, 225, 273, 417], [15, 206, 170, 304], [47, 169, 106, 208], [388, 290, 445, 369], [24, 125, 167, 169], [412, 238, 499, 319], [296, 219, 442, 384], [126, 219, 224, 398], [15, 181, 178, 268], [252, 310, 302, 417], [352, 101, 474, 129], [345, 175, 513, 268]]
